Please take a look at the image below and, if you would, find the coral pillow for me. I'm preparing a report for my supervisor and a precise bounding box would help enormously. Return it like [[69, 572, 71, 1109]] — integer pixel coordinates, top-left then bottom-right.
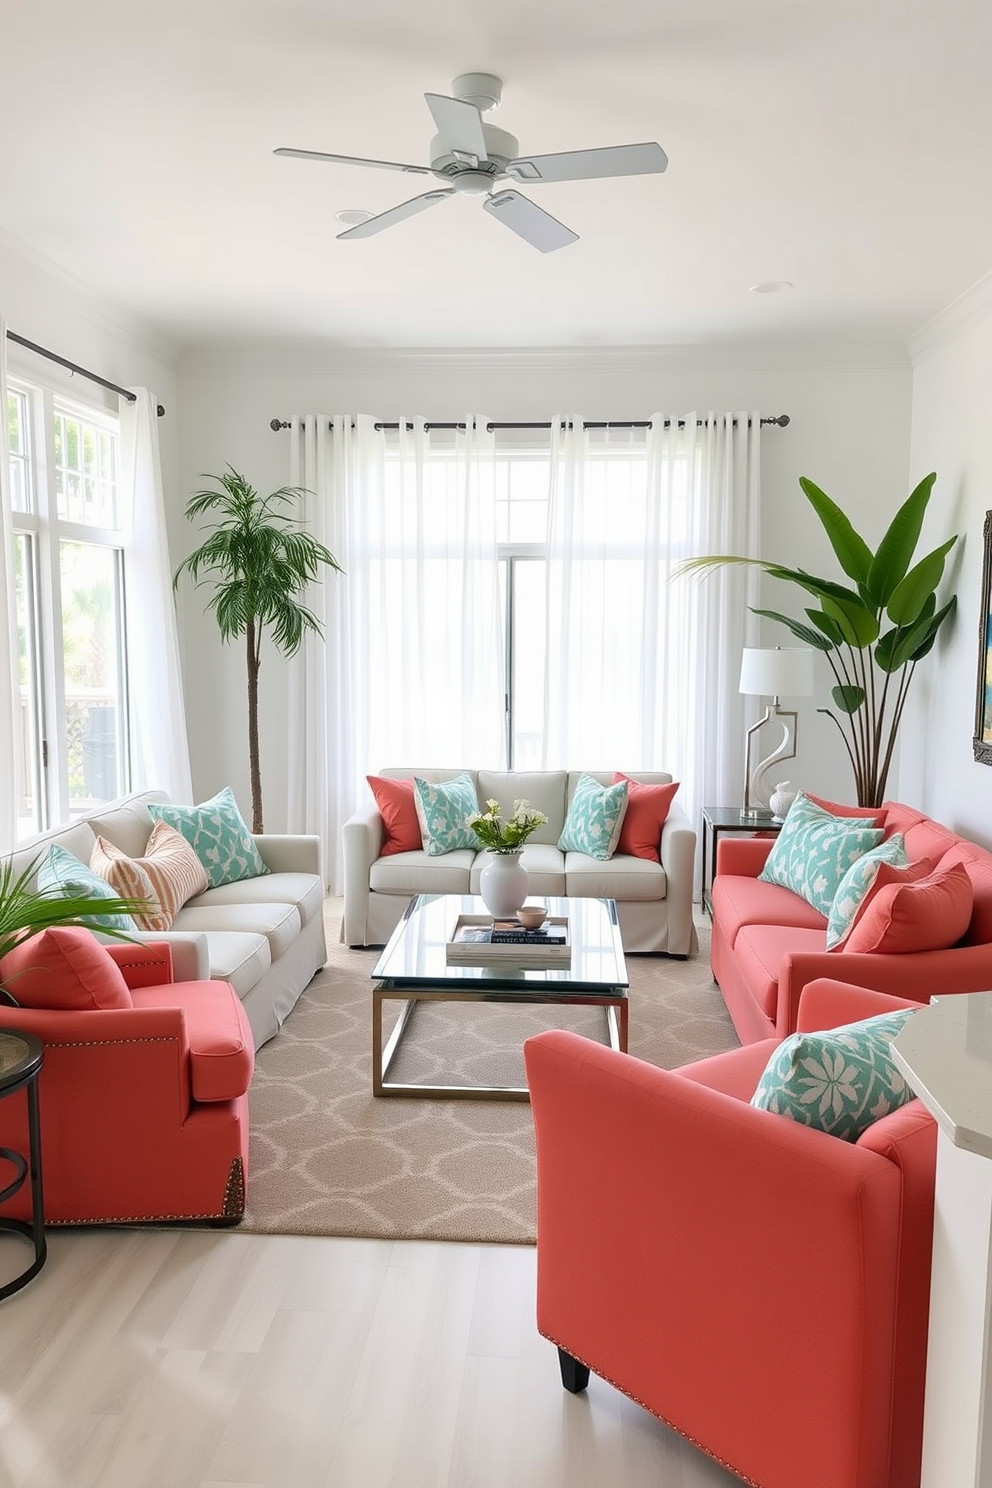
[[804, 794, 886, 827], [367, 776, 422, 857], [91, 820, 209, 931], [0, 926, 132, 1010], [842, 859, 973, 955], [829, 855, 935, 951], [611, 774, 679, 863]]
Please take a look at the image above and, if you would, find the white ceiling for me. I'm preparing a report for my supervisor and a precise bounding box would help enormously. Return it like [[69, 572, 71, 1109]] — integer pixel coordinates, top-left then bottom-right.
[[4, 0, 992, 353]]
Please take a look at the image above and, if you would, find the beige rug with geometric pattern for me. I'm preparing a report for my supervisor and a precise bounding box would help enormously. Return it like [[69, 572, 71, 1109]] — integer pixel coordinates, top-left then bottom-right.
[[241, 908, 736, 1245]]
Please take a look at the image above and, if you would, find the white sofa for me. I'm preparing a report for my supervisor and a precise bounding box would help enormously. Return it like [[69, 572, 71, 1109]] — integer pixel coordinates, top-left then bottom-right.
[[343, 768, 697, 956], [10, 790, 327, 1050]]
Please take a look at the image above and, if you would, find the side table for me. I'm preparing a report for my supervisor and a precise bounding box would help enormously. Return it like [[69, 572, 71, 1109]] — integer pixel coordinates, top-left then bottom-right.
[[701, 807, 783, 916], [0, 1030, 46, 1300]]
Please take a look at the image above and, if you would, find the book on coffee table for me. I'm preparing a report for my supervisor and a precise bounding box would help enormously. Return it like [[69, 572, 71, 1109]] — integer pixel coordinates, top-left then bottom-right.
[[446, 913, 571, 967]]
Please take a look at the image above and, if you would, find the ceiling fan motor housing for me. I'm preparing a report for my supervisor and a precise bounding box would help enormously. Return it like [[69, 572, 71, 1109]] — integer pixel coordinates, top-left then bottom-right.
[[429, 123, 520, 188]]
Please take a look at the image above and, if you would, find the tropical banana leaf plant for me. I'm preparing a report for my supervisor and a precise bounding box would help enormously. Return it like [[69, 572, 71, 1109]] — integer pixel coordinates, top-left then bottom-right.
[[677, 473, 958, 807], [0, 855, 149, 1005]]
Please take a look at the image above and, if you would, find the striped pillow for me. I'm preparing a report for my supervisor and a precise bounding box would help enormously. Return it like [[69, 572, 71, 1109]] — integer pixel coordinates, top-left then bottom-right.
[[91, 820, 209, 931]]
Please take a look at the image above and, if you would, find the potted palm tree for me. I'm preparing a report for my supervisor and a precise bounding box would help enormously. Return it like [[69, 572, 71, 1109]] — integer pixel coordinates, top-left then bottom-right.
[[678, 472, 958, 807], [174, 467, 344, 832]]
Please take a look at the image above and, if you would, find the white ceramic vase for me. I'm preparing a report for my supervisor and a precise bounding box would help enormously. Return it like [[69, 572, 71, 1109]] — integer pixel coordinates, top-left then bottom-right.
[[769, 782, 798, 821], [479, 851, 529, 917]]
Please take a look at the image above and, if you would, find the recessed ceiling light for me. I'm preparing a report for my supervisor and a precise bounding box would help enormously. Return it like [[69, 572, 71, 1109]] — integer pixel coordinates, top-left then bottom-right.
[[749, 280, 793, 294], [335, 209, 373, 227]]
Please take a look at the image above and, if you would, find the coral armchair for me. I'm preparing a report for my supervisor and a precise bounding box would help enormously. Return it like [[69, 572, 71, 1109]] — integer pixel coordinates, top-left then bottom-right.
[[524, 981, 936, 1488], [0, 935, 253, 1225]]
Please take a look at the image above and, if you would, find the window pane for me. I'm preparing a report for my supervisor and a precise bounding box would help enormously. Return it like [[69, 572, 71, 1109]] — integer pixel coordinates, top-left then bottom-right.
[[14, 535, 42, 839], [54, 407, 119, 527], [7, 388, 30, 513], [60, 541, 126, 812], [509, 558, 548, 770]]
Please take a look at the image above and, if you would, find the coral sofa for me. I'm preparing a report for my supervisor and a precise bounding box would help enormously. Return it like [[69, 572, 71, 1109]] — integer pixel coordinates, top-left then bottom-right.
[[343, 767, 696, 955], [10, 790, 327, 1050], [0, 936, 252, 1226], [711, 799, 992, 1044], [524, 980, 937, 1488]]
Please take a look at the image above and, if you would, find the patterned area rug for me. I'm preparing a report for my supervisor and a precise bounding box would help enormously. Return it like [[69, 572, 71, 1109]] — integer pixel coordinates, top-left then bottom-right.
[[241, 907, 737, 1244]]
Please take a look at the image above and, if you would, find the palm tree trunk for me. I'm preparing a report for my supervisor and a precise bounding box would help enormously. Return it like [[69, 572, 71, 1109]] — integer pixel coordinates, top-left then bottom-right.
[[246, 620, 263, 833]]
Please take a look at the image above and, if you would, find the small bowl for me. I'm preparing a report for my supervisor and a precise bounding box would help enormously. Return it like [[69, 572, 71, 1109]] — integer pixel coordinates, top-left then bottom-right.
[[516, 906, 548, 930]]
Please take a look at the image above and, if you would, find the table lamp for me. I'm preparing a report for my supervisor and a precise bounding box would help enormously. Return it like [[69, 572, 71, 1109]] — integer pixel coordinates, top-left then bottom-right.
[[738, 646, 815, 816]]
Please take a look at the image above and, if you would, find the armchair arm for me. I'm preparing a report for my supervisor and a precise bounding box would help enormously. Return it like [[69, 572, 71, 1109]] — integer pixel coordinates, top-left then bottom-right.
[[106, 939, 174, 988], [658, 801, 696, 956], [775, 941, 992, 1038], [524, 1030, 901, 1488], [251, 833, 322, 876], [343, 801, 385, 946], [797, 978, 923, 1033]]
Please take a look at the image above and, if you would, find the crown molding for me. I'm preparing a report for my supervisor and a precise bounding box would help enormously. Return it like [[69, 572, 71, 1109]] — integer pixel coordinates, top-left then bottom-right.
[[908, 270, 992, 364]]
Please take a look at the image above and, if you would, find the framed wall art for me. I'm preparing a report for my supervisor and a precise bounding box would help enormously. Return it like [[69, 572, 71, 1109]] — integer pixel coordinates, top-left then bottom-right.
[[974, 510, 992, 764]]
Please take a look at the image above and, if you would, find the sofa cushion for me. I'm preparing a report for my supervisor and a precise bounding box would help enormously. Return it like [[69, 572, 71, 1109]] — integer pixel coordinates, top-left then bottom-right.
[[750, 1008, 918, 1141], [147, 787, 269, 888], [825, 834, 909, 950], [189, 872, 324, 928], [558, 774, 628, 860], [563, 852, 666, 901], [477, 771, 567, 843], [758, 792, 884, 915], [172, 901, 302, 961], [367, 775, 422, 857], [37, 844, 137, 932], [0, 926, 132, 1010], [91, 820, 210, 931], [131, 980, 254, 1102], [86, 789, 169, 857], [413, 774, 480, 855], [842, 860, 974, 955], [370, 848, 475, 896], [710, 875, 827, 946], [189, 929, 271, 1000], [734, 925, 829, 1019], [611, 774, 679, 863]]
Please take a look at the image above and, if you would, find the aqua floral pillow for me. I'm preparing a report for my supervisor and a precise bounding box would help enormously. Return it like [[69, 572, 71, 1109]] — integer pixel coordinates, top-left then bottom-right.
[[750, 1008, 917, 1141], [825, 834, 908, 949], [147, 787, 268, 888], [558, 774, 629, 860], [38, 844, 137, 932], [413, 774, 480, 856], [758, 791, 884, 916]]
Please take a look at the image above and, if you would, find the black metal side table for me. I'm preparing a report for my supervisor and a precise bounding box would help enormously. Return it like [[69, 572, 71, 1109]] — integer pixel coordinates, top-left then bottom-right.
[[701, 807, 783, 917], [0, 1030, 46, 1300]]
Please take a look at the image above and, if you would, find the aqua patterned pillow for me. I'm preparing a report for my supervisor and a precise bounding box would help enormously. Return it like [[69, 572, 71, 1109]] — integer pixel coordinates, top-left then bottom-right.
[[750, 1008, 917, 1141], [37, 844, 137, 931], [147, 787, 268, 888], [558, 774, 629, 860], [413, 774, 480, 856], [825, 834, 908, 949], [758, 792, 884, 915]]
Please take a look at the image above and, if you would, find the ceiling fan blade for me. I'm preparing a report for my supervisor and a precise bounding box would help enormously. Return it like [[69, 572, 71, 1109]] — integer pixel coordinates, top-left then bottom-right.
[[336, 189, 455, 240], [274, 147, 431, 176], [424, 93, 488, 166], [483, 191, 578, 253], [506, 141, 668, 184]]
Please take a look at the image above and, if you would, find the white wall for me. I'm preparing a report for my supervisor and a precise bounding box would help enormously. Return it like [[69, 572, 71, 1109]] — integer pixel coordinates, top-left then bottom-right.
[[899, 276, 992, 846], [178, 345, 912, 826]]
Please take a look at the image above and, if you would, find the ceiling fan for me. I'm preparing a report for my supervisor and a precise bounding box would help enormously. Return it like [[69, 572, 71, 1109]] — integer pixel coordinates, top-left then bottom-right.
[[274, 72, 668, 253]]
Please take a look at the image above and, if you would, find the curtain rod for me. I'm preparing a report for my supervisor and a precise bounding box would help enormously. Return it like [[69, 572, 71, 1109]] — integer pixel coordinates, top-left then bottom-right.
[[269, 414, 789, 432], [5, 331, 166, 417]]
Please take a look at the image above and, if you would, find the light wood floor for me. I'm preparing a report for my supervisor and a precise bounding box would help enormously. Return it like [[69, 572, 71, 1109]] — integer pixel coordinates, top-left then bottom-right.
[[0, 1227, 743, 1488]]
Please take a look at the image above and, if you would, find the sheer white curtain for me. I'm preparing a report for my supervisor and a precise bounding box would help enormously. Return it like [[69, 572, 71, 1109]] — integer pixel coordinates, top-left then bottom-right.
[[119, 389, 193, 801], [288, 415, 505, 892], [541, 413, 760, 832], [0, 321, 21, 847]]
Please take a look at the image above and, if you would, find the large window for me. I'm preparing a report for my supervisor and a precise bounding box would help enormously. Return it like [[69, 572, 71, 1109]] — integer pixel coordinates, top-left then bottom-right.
[[8, 381, 128, 839]]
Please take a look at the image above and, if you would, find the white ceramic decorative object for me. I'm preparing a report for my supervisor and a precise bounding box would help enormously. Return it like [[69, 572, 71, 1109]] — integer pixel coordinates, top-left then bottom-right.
[[769, 782, 798, 822], [480, 851, 529, 917]]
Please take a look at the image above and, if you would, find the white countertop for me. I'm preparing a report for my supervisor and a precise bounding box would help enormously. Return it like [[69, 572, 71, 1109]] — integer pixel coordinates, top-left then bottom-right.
[[892, 991, 992, 1158]]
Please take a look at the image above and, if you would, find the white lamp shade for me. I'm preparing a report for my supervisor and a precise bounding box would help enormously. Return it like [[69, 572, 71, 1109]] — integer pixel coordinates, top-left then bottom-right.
[[739, 646, 815, 698]]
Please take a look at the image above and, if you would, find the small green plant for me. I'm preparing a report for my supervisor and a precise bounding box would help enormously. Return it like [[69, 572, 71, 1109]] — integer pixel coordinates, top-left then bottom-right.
[[677, 473, 958, 807], [467, 799, 549, 854], [174, 467, 344, 832]]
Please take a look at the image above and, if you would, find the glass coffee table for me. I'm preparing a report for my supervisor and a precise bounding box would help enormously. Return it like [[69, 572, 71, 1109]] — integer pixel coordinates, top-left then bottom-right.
[[371, 894, 629, 1101]]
